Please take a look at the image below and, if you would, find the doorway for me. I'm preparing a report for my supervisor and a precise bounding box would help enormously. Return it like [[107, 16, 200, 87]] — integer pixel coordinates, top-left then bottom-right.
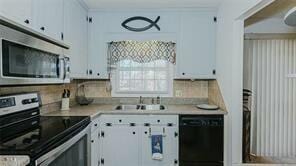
[[243, 0, 296, 163]]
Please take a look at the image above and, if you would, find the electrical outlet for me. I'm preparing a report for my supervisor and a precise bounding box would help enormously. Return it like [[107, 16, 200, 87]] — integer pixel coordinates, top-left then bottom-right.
[[175, 90, 182, 97]]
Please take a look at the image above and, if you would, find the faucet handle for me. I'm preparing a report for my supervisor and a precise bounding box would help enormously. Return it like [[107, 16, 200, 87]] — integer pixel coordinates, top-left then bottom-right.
[[156, 96, 161, 104]]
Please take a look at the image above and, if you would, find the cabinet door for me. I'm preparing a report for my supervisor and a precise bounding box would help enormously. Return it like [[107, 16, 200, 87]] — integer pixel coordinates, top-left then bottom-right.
[[33, 0, 64, 40], [91, 129, 100, 166], [0, 0, 33, 27], [88, 12, 109, 79], [141, 126, 178, 166], [100, 125, 140, 166], [176, 11, 216, 79], [64, 0, 88, 79]]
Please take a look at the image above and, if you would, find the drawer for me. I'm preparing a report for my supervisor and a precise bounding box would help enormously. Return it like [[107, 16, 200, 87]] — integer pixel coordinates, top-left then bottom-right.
[[141, 115, 179, 126], [99, 115, 178, 126], [99, 115, 142, 126]]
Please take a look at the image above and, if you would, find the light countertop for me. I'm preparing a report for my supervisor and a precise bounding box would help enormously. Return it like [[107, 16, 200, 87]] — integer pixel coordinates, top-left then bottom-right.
[[0, 156, 30, 166], [44, 104, 227, 120]]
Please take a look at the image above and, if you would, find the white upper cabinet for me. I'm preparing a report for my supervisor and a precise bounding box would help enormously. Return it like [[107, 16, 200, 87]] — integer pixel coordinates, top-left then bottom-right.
[[88, 12, 108, 79], [33, 0, 64, 41], [64, 0, 88, 79], [176, 11, 217, 79], [0, 0, 33, 27]]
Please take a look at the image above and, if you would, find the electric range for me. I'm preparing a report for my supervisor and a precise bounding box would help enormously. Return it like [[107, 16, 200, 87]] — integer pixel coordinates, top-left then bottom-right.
[[0, 92, 91, 166]]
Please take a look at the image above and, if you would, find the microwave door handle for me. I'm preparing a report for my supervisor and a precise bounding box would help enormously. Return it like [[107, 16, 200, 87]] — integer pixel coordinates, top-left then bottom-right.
[[62, 58, 66, 80]]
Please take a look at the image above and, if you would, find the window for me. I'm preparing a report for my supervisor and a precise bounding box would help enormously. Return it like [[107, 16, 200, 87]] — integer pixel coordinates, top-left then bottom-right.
[[111, 59, 173, 97]]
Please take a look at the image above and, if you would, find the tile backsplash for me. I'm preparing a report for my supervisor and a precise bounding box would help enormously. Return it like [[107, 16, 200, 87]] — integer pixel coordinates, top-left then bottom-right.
[[208, 80, 227, 111], [0, 79, 227, 113]]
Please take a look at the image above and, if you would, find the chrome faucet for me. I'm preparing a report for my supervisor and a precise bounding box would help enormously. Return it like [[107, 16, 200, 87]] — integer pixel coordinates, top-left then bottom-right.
[[139, 96, 144, 104]]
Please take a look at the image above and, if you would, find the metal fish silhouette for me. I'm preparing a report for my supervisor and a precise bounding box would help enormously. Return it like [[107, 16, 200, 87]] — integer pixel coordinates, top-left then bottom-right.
[[121, 16, 160, 32]]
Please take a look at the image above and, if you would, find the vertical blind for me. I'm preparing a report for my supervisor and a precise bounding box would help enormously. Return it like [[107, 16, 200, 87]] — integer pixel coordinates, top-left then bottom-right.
[[244, 38, 296, 158]]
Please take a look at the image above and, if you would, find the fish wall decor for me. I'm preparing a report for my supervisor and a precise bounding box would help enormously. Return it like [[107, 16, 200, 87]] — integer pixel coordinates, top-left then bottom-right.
[[121, 16, 160, 32]]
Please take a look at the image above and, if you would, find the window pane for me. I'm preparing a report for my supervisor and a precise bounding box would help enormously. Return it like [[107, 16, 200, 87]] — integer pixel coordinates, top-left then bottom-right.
[[155, 60, 167, 68], [115, 58, 170, 94], [131, 71, 142, 80], [144, 71, 154, 79], [155, 71, 167, 79], [130, 60, 142, 68], [130, 80, 144, 91], [143, 61, 154, 68], [145, 80, 155, 91], [120, 71, 130, 79], [156, 80, 167, 91], [119, 80, 129, 91], [119, 60, 130, 67]]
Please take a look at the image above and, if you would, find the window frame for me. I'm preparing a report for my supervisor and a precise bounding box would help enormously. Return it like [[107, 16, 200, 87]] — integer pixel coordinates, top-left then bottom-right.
[[111, 60, 174, 97]]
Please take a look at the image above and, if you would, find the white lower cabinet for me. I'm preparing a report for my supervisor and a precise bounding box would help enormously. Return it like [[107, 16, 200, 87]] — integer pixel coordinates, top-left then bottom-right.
[[100, 124, 141, 166], [141, 126, 178, 166], [91, 129, 100, 166], [94, 115, 179, 166]]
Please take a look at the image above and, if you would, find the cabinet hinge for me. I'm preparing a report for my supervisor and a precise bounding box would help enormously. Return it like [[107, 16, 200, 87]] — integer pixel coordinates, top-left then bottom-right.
[[106, 123, 112, 126], [167, 123, 173, 127], [174, 159, 178, 164], [101, 158, 104, 165], [101, 131, 105, 137], [214, 16, 217, 22], [174, 132, 178, 137], [89, 17, 93, 23]]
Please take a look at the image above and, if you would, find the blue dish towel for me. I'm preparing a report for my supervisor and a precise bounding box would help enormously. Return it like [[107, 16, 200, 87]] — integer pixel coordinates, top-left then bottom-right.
[[151, 135, 163, 160]]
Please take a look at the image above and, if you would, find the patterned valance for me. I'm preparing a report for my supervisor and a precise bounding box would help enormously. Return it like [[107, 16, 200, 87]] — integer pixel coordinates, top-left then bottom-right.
[[108, 41, 176, 65]]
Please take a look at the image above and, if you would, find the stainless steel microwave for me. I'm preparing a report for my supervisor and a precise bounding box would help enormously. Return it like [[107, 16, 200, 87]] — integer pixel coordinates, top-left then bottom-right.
[[0, 24, 70, 85]]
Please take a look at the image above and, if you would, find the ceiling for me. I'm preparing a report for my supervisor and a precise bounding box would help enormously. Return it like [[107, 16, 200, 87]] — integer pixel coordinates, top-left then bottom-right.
[[248, 0, 296, 19], [82, 0, 223, 9], [245, 0, 296, 27]]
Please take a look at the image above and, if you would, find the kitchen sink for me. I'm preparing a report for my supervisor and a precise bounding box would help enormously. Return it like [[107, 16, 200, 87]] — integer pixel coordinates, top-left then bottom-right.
[[114, 104, 167, 111], [140, 104, 166, 111], [114, 105, 141, 110]]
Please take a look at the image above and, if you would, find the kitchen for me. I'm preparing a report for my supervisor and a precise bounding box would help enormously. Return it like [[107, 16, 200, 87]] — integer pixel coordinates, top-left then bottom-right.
[[0, 0, 295, 166]]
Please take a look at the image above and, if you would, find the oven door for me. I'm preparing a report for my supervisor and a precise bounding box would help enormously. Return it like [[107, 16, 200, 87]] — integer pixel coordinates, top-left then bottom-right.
[[36, 125, 91, 166]]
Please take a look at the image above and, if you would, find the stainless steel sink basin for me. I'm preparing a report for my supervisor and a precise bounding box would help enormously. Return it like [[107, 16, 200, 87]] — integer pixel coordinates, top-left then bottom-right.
[[114, 104, 166, 111], [140, 104, 166, 111], [114, 105, 141, 110]]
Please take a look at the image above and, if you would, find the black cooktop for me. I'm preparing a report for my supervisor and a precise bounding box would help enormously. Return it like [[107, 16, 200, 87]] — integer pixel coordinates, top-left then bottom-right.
[[0, 115, 90, 159]]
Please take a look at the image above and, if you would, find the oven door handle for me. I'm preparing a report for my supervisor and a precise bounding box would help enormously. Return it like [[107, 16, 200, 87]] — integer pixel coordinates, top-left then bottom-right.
[[36, 124, 91, 166]]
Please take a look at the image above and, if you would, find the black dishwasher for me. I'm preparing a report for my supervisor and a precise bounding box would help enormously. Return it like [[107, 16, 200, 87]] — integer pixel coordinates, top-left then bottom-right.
[[179, 115, 224, 166]]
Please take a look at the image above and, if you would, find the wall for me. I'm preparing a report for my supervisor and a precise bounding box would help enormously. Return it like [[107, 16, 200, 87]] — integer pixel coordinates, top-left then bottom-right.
[[216, 0, 271, 165]]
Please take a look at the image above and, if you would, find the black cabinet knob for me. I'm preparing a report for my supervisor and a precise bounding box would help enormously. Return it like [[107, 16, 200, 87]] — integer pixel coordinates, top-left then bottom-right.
[[24, 19, 30, 24], [97, 73, 100, 76], [89, 70, 93, 75], [40, 27, 45, 31], [182, 73, 185, 75]]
